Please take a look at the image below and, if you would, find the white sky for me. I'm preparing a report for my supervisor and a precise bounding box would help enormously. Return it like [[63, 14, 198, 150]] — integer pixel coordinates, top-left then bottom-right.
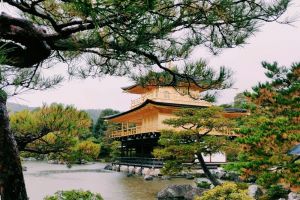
[[8, 1, 300, 111]]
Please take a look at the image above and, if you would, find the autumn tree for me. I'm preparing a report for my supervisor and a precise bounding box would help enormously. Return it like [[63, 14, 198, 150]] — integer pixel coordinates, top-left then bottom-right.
[[154, 106, 233, 186], [227, 62, 300, 190], [0, 0, 291, 199], [11, 104, 100, 163]]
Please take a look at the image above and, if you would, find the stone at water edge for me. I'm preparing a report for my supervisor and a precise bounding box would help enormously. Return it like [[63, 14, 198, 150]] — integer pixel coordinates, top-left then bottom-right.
[[104, 164, 112, 170], [144, 175, 153, 181], [157, 184, 205, 200], [184, 187, 206, 200], [128, 166, 135, 174], [161, 176, 171, 180], [248, 184, 263, 199], [22, 166, 27, 171], [134, 167, 142, 175], [288, 192, 300, 200], [185, 174, 194, 180], [142, 167, 151, 176], [120, 165, 129, 173]]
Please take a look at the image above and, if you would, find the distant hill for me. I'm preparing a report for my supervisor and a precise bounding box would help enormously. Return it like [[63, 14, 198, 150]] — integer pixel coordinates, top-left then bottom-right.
[[7, 102, 36, 113], [83, 109, 102, 123], [7, 102, 102, 123]]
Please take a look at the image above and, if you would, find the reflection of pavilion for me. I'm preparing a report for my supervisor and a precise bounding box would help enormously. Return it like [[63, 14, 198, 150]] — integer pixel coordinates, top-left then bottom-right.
[[105, 84, 247, 163]]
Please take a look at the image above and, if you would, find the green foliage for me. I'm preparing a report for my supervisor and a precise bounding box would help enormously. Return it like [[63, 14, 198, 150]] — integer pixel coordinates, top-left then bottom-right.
[[133, 61, 233, 94], [233, 93, 249, 108], [0, 89, 7, 102], [109, 141, 121, 161], [69, 140, 101, 164], [197, 181, 211, 189], [227, 62, 300, 189], [154, 106, 233, 177], [1, 0, 290, 93], [195, 182, 253, 200], [93, 109, 120, 138], [44, 190, 103, 200], [10, 104, 100, 163], [265, 185, 289, 200], [161, 160, 183, 176]]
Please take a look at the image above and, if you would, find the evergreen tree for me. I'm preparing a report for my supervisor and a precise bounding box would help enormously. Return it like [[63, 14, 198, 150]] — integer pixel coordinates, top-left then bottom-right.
[[154, 106, 234, 186], [10, 104, 100, 163], [227, 62, 300, 190], [93, 109, 120, 138]]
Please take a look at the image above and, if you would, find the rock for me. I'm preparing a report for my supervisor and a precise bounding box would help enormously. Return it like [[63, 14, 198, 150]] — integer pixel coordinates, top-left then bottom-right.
[[144, 175, 153, 181], [128, 166, 135, 174], [248, 184, 263, 200], [223, 171, 241, 182], [135, 167, 142, 175], [161, 176, 171, 180], [115, 165, 120, 172], [184, 187, 206, 200], [48, 160, 58, 164], [288, 192, 300, 200], [185, 174, 194, 180], [120, 165, 129, 173], [104, 164, 113, 170], [22, 157, 37, 161], [213, 168, 226, 179], [157, 185, 194, 200], [142, 168, 151, 176], [22, 166, 27, 171]]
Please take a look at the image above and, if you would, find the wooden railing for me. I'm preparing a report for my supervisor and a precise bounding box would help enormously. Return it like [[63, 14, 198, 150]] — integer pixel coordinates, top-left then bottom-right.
[[108, 125, 159, 138], [107, 126, 237, 138]]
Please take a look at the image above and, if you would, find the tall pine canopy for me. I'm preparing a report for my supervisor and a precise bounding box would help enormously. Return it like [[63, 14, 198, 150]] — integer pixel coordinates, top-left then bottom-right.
[[228, 62, 300, 190]]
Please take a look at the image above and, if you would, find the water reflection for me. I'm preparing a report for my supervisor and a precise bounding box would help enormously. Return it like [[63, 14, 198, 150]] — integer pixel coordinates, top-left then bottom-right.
[[24, 161, 195, 200]]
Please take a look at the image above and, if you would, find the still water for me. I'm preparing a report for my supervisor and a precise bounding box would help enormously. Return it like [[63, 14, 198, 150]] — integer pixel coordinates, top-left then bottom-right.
[[24, 161, 195, 200]]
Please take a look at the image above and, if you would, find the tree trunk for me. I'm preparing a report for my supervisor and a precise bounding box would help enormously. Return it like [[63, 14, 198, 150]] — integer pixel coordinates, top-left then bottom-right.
[[0, 90, 28, 200], [197, 153, 221, 186]]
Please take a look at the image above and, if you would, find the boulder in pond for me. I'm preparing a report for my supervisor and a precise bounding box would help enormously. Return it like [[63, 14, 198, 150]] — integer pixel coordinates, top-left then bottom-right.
[[104, 164, 112, 170], [144, 175, 153, 181], [185, 174, 194, 180], [127, 173, 134, 177], [157, 184, 205, 200]]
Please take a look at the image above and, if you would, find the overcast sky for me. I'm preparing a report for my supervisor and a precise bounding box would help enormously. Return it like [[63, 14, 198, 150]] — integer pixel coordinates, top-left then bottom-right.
[[7, 1, 300, 111]]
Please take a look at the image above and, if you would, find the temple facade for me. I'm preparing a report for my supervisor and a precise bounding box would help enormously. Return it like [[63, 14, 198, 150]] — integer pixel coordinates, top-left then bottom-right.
[[105, 84, 247, 163]]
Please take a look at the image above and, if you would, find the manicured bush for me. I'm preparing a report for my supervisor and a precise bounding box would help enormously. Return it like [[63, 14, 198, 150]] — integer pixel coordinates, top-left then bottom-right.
[[196, 181, 211, 189], [195, 182, 253, 200], [44, 190, 103, 200], [265, 185, 289, 200]]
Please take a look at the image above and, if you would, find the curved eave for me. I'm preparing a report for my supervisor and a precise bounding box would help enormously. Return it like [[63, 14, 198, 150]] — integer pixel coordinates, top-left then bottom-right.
[[103, 99, 207, 120]]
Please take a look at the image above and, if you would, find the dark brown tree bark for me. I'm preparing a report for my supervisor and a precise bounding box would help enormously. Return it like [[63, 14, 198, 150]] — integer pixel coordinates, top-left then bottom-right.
[[196, 152, 221, 187], [0, 90, 28, 200]]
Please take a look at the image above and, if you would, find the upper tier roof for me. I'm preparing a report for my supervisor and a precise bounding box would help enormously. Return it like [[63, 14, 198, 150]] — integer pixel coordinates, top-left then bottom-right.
[[122, 84, 205, 94]]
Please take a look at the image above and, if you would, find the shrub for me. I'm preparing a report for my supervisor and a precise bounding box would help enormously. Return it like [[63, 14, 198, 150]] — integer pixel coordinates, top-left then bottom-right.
[[196, 181, 211, 189], [44, 190, 103, 200], [195, 182, 253, 200], [265, 185, 289, 200]]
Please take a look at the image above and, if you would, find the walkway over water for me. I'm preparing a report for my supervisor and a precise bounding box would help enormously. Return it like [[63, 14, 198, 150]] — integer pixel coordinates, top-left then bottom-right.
[[112, 157, 224, 169]]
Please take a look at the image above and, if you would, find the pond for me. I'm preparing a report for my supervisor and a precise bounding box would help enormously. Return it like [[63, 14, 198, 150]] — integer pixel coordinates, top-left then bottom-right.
[[23, 161, 196, 200]]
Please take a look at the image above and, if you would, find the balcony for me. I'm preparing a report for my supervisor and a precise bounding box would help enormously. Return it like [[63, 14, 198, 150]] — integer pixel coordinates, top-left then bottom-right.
[[107, 125, 159, 138]]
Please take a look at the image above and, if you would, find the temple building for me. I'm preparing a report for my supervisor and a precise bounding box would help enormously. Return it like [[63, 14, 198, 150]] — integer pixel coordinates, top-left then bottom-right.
[[105, 84, 247, 163]]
